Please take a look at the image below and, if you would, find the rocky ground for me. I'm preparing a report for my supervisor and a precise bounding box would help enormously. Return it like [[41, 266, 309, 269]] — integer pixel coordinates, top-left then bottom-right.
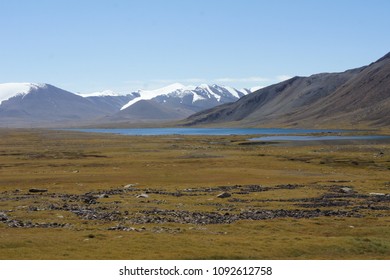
[[1, 183, 389, 233]]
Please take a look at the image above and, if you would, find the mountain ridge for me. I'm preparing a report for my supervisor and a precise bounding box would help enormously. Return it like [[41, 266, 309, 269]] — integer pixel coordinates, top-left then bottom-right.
[[0, 82, 249, 127], [183, 53, 390, 129]]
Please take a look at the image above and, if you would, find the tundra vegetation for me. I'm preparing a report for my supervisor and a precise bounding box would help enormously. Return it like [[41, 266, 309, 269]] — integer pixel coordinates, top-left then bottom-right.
[[0, 129, 390, 259]]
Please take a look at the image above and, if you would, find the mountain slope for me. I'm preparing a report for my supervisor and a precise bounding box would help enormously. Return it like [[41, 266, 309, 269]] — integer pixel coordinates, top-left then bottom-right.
[[295, 54, 390, 126], [85, 94, 139, 113], [0, 83, 43, 103], [110, 99, 193, 121], [121, 83, 192, 110], [105, 84, 249, 122], [184, 53, 390, 128], [0, 84, 107, 126]]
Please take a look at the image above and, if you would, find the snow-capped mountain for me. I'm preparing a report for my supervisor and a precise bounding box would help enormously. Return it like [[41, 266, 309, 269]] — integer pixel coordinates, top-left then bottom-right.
[[112, 83, 249, 122], [120, 83, 194, 110], [121, 83, 248, 110], [78, 89, 120, 97], [0, 83, 45, 103], [79, 90, 140, 112], [0, 82, 250, 126], [0, 83, 109, 126]]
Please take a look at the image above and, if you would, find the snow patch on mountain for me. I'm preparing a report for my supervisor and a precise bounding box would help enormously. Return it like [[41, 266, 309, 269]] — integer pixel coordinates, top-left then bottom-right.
[[249, 86, 264, 92], [121, 83, 193, 110], [221, 85, 241, 98], [198, 84, 221, 101], [0, 83, 46, 103], [79, 90, 120, 97], [192, 92, 206, 102]]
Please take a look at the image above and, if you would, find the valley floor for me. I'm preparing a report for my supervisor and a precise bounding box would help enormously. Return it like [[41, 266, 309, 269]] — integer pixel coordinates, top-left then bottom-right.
[[0, 129, 390, 259]]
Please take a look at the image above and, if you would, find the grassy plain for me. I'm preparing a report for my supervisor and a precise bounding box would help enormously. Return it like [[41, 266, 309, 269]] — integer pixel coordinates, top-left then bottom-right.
[[0, 129, 390, 259]]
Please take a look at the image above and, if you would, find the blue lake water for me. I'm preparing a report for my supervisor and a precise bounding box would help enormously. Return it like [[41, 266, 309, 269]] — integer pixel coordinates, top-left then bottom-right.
[[250, 135, 390, 141], [68, 128, 390, 142], [71, 127, 343, 136]]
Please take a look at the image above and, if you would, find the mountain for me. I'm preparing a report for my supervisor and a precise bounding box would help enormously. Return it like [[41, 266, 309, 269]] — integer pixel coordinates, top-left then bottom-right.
[[120, 83, 248, 110], [114, 83, 249, 121], [183, 52, 390, 128], [109, 100, 193, 122], [0, 83, 41, 103], [0, 83, 108, 126], [120, 83, 192, 110], [80, 90, 140, 113], [0, 82, 249, 127]]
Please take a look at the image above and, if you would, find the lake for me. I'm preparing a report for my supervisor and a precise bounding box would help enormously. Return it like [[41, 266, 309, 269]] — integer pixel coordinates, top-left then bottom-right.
[[71, 127, 343, 136], [68, 127, 390, 142], [250, 135, 390, 141]]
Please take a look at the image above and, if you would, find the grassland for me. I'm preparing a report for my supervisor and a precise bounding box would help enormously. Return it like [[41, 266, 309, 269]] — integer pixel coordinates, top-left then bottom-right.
[[0, 128, 390, 259]]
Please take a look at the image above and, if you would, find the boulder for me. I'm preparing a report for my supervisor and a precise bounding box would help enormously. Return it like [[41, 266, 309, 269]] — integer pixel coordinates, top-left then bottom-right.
[[340, 187, 353, 193], [0, 212, 9, 221], [217, 192, 231, 198], [369, 192, 386, 196], [124, 183, 138, 189], [82, 195, 98, 204]]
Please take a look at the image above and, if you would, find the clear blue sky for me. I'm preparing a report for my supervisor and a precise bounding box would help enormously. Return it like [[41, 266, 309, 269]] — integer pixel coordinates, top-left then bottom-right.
[[1, 0, 389, 93]]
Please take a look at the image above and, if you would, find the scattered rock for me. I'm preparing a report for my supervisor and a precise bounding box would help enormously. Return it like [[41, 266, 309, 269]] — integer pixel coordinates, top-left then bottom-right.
[[0, 212, 8, 221], [128, 208, 358, 225], [1, 183, 390, 230], [217, 192, 231, 198], [28, 206, 39, 211], [369, 192, 386, 196], [275, 184, 301, 189], [5, 218, 67, 228], [82, 194, 98, 204], [124, 184, 138, 189], [340, 187, 353, 193], [151, 226, 182, 234], [108, 225, 135, 231], [29, 188, 48, 193]]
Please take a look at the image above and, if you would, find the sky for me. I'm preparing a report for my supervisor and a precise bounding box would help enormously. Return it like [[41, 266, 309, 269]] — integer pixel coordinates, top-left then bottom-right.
[[1, 0, 390, 94]]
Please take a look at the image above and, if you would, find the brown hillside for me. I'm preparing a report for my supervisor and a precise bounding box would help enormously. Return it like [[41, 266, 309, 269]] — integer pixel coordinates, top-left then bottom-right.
[[184, 52, 390, 128]]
